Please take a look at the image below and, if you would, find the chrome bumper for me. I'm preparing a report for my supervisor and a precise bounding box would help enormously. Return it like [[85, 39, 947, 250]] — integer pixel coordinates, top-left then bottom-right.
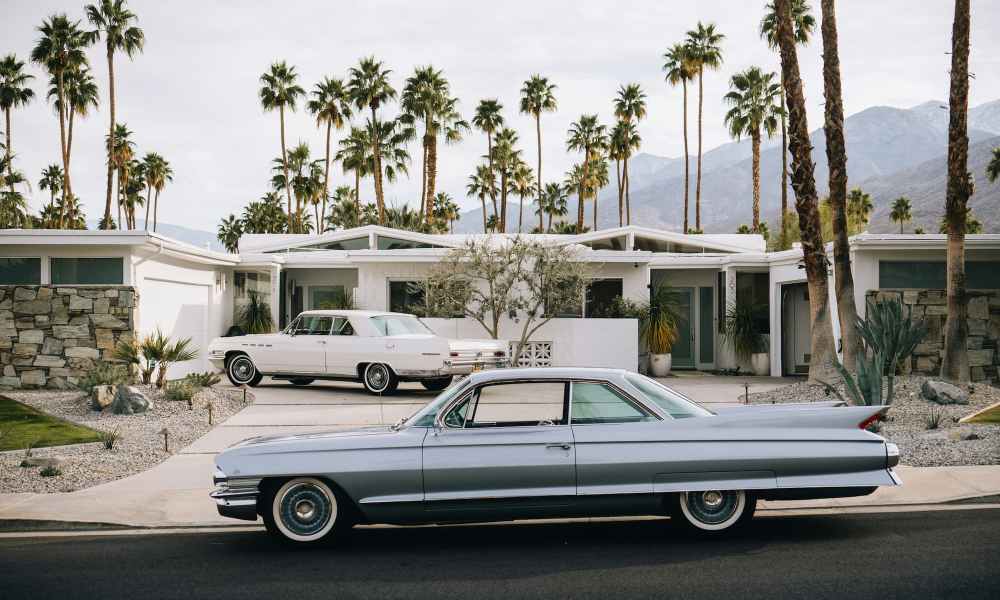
[[443, 356, 509, 374], [211, 467, 260, 521]]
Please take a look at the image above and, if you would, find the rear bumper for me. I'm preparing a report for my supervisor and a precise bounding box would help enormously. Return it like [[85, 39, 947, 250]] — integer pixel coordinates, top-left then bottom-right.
[[443, 357, 509, 374]]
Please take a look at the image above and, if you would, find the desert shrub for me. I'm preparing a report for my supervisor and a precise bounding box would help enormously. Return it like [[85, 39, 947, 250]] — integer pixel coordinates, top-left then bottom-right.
[[39, 466, 61, 477], [77, 362, 129, 395], [165, 381, 196, 402], [184, 371, 221, 388], [925, 409, 943, 430], [587, 296, 648, 319], [99, 426, 122, 450]]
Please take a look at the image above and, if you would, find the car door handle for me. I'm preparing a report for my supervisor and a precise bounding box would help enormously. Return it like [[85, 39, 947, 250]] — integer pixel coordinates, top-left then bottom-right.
[[545, 443, 572, 450], [317, 340, 327, 345], [385, 343, 395, 349]]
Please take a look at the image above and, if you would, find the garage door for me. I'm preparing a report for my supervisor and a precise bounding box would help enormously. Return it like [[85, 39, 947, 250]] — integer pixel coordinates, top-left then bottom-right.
[[141, 278, 210, 379]]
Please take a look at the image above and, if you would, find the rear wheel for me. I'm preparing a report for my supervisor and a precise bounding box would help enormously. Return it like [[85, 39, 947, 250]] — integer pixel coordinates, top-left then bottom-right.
[[262, 478, 346, 546], [362, 363, 398, 395], [420, 376, 453, 391], [289, 378, 314, 386], [672, 490, 754, 533], [226, 354, 263, 387]]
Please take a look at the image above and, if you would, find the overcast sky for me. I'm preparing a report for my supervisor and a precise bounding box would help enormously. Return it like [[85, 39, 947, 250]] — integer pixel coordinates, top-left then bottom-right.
[[5, 0, 999, 231]]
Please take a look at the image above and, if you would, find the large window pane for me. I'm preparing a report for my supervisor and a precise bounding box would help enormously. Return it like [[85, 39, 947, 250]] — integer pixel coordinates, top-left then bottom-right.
[[310, 285, 347, 309], [879, 261, 999, 289], [389, 280, 426, 315], [585, 278, 623, 317], [51, 257, 123, 285], [465, 382, 566, 427], [571, 382, 654, 424], [0, 258, 41, 284]]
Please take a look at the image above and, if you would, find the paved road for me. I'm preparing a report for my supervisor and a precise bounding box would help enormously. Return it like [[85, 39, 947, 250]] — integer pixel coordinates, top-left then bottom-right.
[[2, 509, 998, 599]]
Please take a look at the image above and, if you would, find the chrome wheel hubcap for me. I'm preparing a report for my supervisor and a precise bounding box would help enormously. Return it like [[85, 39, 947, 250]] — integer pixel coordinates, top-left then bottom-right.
[[277, 482, 332, 537], [231, 358, 253, 382], [702, 491, 723, 508], [367, 365, 387, 390], [685, 490, 742, 526], [295, 500, 316, 521]]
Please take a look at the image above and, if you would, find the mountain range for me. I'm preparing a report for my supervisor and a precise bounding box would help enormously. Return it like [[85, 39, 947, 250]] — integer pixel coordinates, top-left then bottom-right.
[[454, 99, 1000, 234]]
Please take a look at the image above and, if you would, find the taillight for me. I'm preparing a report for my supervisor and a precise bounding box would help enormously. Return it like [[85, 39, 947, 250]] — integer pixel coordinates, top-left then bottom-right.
[[449, 352, 459, 357], [494, 351, 505, 357], [858, 413, 880, 430]]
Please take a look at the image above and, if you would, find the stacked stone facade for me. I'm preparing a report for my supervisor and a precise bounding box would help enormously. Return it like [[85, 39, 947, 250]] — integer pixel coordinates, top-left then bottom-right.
[[868, 289, 1000, 384], [0, 286, 138, 389]]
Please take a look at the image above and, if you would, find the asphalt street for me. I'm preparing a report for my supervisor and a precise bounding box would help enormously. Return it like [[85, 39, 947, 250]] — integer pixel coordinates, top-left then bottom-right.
[[2, 509, 998, 599]]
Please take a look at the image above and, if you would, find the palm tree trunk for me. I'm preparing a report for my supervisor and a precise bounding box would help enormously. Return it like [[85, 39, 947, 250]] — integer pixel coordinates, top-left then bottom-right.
[[518, 192, 524, 233], [4, 109, 13, 194], [941, 0, 972, 382], [57, 71, 69, 229], [547, 209, 553, 232], [144, 184, 152, 230], [487, 133, 497, 218], [592, 186, 598, 232], [774, 0, 839, 383], [682, 80, 690, 234], [103, 50, 116, 229], [354, 169, 361, 226], [321, 122, 332, 233], [427, 134, 439, 224], [616, 158, 623, 227], [624, 152, 631, 226], [371, 108, 386, 225], [153, 188, 160, 231], [536, 114, 544, 232], [500, 172, 508, 233], [578, 152, 589, 230], [116, 173, 123, 230], [419, 139, 428, 219], [480, 194, 487, 232], [779, 87, 789, 247], [695, 67, 704, 231], [821, 0, 861, 372], [752, 129, 761, 230], [279, 104, 293, 232]]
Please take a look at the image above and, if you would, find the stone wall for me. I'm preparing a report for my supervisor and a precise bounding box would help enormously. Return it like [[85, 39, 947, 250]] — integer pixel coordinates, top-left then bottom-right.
[[868, 289, 999, 384], [0, 286, 138, 390]]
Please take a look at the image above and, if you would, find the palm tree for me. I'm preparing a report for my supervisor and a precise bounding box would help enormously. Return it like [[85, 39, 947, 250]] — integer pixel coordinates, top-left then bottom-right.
[[432, 192, 460, 233], [723, 67, 782, 231], [336, 126, 371, 225], [890, 196, 912, 234], [586, 156, 610, 231], [31, 14, 91, 228], [259, 61, 305, 231], [662, 44, 697, 233], [121, 157, 145, 229], [608, 121, 627, 226], [38, 164, 63, 218], [772, 0, 838, 382], [50, 66, 99, 207], [566, 115, 607, 230], [492, 127, 522, 233], [401, 66, 468, 224], [520, 75, 557, 232], [0, 54, 34, 195], [539, 182, 568, 231], [761, 0, 815, 249], [472, 99, 504, 218], [327, 185, 359, 230], [467, 163, 496, 232], [612, 83, 646, 225], [217, 214, 242, 253], [105, 122, 134, 228], [511, 159, 536, 233], [242, 192, 287, 234], [141, 152, 171, 231], [987, 147, 1000, 182], [941, 0, 972, 382], [307, 76, 352, 230], [685, 22, 725, 232], [347, 57, 397, 224], [846, 187, 873, 233], [86, 0, 143, 232]]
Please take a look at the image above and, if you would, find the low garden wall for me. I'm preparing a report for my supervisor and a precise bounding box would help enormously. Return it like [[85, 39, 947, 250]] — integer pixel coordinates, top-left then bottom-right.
[[0, 286, 138, 390], [868, 289, 999, 383]]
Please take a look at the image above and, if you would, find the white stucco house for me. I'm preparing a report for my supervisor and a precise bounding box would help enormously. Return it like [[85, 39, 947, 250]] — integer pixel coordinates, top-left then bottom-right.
[[2, 225, 999, 387]]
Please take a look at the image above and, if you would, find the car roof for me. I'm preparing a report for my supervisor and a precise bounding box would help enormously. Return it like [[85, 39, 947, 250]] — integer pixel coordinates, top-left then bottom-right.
[[466, 367, 629, 385]]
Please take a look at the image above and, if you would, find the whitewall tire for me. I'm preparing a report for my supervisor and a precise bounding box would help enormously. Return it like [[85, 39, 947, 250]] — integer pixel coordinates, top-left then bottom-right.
[[269, 478, 339, 544], [362, 363, 398, 395], [226, 354, 262, 387], [675, 490, 751, 532]]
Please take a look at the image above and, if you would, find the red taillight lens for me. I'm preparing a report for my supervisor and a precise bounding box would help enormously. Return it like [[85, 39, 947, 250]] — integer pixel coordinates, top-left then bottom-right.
[[494, 351, 505, 357], [450, 352, 459, 357], [858, 414, 880, 430]]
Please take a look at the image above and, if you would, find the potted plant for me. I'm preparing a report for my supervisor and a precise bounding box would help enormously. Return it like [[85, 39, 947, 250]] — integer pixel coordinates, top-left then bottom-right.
[[722, 302, 769, 375], [640, 285, 683, 377], [238, 291, 274, 334]]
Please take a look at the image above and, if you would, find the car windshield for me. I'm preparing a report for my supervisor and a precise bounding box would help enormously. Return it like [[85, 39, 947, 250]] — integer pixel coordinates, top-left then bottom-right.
[[370, 315, 433, 336], [625, 373, 714, 419], [406, 379, 471, 427]]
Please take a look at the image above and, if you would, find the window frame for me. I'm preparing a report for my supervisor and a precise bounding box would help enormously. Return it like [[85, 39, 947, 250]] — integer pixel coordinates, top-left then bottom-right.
[[568, 380, 660, 425], [0, 257, 42, 285], [439, 380, 570, 429], [49, 256, 125, 286], [387, 278, 428, 316]]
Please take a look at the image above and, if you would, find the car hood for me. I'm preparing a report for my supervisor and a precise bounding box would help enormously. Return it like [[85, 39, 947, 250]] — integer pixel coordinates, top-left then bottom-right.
[[229, 425, 395, 449]]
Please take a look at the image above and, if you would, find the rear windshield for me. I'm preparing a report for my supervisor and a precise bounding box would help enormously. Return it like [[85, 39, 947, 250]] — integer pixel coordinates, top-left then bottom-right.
[[370, 315, 433, 336], [625, 373, 713, 419]]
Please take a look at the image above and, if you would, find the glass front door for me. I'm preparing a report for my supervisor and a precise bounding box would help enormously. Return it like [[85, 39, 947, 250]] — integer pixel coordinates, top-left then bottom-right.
[[671, 288, 695, 369]]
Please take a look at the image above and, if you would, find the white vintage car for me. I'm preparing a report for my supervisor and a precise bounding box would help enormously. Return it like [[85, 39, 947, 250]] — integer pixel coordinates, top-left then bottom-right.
[[207, 310, 509, 394]]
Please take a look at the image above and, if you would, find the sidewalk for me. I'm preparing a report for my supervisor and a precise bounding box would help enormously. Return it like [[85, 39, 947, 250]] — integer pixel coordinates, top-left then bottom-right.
[[1, 377, 997, 530]]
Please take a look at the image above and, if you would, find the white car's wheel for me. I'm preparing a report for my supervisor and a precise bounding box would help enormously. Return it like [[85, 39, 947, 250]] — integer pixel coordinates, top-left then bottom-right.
[[268, 478, 339, 544], [674, 490, 752, 532], [362, 363, 398, 395], [226, 354, 262, 387]]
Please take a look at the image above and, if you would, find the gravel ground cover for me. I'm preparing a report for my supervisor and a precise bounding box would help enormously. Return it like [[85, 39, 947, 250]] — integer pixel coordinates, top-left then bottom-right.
[[0, 386, 250, 493], [747, 375, 1000, 467]]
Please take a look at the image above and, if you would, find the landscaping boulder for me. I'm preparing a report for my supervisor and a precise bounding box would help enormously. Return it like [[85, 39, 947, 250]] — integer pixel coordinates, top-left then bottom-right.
[[92, 384, 116, 410], [21, 456, 65, 469], [921, 380, 969, 405], [110, 385, 152, 415]]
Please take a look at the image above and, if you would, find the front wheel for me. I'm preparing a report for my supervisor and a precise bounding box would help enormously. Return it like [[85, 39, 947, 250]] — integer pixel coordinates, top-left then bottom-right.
[[361, 363, 398, 395], [262, 478, 345, 546], [420, 376, 453, 391], [226, 354, 263, 387], [672, 490, 754, 533]]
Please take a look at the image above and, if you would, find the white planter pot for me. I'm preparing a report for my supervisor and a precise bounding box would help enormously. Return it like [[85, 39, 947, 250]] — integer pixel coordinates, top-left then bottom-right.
[[649, 353, 672, 377], [751, 352, 770, 376]]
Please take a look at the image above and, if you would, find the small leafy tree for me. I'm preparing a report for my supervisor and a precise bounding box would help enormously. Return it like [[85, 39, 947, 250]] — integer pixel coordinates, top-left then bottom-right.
[[425, 237, 590, 362]]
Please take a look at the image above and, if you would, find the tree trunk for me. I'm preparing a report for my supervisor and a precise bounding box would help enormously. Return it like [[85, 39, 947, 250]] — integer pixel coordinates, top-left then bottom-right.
[[487, 133, 498, 218], [427, 133, 439, 224], [780, 87, 789, 247], [4, 109, 12, 194], [153, 188, 160, 232], [372, 108, 385, 225], [500, 171, 508, 233], [578, 152, 589, 231], [616, 158, 623, 227], [144, 183, 152, 230], [103, 50, 116, 229], [682, 80, 690, 234], [624, 152, 631, 226], [821, 0, 862, 372], [321, 122, 332, 233], [354, 169, 361, 226], [116, 171, 123, 230], [279, 104, 293, 232], [480, 194, 487, 232], [57, 70, 69, 229], [536, 114, 543, 232], [518, 189, 524, 233], [696, 67, 704, 231], [774, 0, 840, 383], [419, 138, 428, 219], [751, 129, 761, 230], [547, 208, 553, 232], [941, 0, 972, 382]]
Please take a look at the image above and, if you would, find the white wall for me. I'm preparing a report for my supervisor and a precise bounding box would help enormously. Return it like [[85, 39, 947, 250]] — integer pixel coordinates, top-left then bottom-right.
[[423, 317, 639, 371]]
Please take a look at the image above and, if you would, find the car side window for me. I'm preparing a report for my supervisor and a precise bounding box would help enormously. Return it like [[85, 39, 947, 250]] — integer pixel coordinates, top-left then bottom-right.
[[331, 317, 355, 336], [448, 382, 566, 428], [570, 382, 657, 425], [296, 315, 333, 335]]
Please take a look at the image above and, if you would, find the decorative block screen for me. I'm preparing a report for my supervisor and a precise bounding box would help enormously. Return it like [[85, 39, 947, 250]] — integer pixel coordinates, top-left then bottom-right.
[[511, 341, 553, 367]]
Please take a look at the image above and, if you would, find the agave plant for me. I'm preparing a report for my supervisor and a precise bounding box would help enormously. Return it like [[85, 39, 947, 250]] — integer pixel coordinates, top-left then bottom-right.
[[855, 298, 927, 401], [238, 292, 274, 334], [155, 336, 198, 388], [823, 350, 886, 406]]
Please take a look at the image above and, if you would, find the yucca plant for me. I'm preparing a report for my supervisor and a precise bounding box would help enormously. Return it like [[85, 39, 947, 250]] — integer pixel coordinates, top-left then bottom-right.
[[99, 426, 122, 450], [925, 409, 943, 430], [640, 284, 683, 354], [155, 337, 198, 388], [239, 291, 274, 334], [823, 350, 886, 406]]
